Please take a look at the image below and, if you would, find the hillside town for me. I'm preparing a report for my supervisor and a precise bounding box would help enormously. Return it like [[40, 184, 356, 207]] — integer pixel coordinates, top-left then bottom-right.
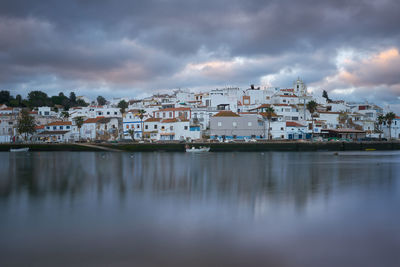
[[1, 78, 399, 143]]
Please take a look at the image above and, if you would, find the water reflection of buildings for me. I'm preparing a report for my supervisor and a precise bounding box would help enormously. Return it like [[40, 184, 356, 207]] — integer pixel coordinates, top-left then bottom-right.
[[0, 152, 398, 213]]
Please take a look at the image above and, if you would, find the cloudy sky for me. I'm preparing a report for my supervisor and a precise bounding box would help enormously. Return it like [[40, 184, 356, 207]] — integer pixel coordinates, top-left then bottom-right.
[[0, 0, 399, 111]]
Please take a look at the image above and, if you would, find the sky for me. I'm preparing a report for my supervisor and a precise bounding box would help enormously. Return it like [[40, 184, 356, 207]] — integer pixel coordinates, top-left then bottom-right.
[[0, 0, 400, 112]]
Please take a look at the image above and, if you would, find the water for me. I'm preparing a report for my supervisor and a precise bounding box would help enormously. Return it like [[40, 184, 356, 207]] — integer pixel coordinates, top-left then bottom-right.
[[0, 151, 399, 267]]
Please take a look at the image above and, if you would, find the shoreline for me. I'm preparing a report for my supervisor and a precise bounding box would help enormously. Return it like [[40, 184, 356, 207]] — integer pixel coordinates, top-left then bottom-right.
[[1, 141, 400, 152]]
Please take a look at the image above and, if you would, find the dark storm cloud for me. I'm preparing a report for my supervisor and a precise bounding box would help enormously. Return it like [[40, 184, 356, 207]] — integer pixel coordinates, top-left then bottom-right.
[[0, 0, 400, 109]]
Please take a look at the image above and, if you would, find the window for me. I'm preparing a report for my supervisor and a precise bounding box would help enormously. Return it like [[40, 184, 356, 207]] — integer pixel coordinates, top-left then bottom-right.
[[66, 126, 70, 129], [281, 135, 285, 139], [248, 122, 252, 127], [170, 126, 173, 130], [53, 126, 56, 130], [218, 122, 222, 127], [126, 125, 129, 129], [46, 126, 50, 130], [107, 112, 110, 115], [169, 112, 173, 117], [161, 126, 165, 130], [281, 127, 284, 131], [8, 121, 13, 125], [233, 122, 237, 127], [184, 126, 188, 130], [114, 112, 117, 115], [60, 126, 63, 130], [145, 125, 148, 130], [154, 125, 158, 129], [137, 124, 140, 128], [163, 112, 166, 118], [233, 135, 237, 139]]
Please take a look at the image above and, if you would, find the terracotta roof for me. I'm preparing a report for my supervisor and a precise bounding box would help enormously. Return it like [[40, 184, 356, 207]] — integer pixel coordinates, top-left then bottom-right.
[[161, 118, 179, 123], [84, 117, 104, 123], [35, 125, 45, 129], [39, 130, 70, 135], [145, 117, 162, 122], [160, 132, 175, 136], [280, 88, 294, 92], [0, 107, 13, 110], [157, 107, 191, 112], [259, 112, 278, 118], [286, 121, 306, 127], [255, 104, 271, 109], [278, 95, 298, 98], [213, 111, 240, 117], [47, 121, 72, 126]]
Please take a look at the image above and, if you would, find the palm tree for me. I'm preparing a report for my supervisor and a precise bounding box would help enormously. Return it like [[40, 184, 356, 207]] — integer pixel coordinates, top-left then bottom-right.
[[377, 114, 385, 139], [60, 111, 70, 121], [128, 129, 135, 141], [264, 107, 275, 140], [306, 100, 318, 141], [138, 109, 146, 140], [74, 116, 85, 142], [385, 112, 396, 140]]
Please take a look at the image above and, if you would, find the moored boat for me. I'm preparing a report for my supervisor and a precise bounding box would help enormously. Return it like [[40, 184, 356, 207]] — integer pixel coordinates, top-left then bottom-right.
[[10, 147, 30, 152], [185, 146, 210, 152]]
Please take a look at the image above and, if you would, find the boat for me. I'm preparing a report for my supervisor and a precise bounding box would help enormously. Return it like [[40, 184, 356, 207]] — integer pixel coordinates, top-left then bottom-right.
[[186, 146, 210, 152], [10, 147, 29, 152]]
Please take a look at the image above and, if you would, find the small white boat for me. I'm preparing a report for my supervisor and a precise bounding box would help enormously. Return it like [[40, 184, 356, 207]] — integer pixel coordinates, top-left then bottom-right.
[[186, 146, 210, 152], [10, 147, 29, 152]]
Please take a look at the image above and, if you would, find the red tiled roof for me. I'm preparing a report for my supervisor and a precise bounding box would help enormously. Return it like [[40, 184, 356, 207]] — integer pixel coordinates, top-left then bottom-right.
[[161, 118, 179, 123], [35, 125, 45, 129], [157, 107, 191, 112], [145, 117, 162, 122], [286, 121, 306, 127], [46, 121, 72, 126], [84, 117, 104, 123], [213, 111, 240, 117], [278, 95, 298, 98]]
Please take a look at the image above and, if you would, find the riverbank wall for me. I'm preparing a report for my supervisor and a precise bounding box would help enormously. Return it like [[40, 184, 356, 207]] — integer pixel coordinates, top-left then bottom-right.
[[1, 141, 399, 152]]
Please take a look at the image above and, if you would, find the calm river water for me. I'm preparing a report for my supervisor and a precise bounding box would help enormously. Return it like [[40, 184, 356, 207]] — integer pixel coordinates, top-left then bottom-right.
[[1, 151, 400, 266]]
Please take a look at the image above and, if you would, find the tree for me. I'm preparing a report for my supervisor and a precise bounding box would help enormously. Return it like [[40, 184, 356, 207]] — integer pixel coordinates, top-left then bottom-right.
[[138, 109, 146, 140], [322, 90, 332, 103], [128, 129, 135, 141], [117, 100, 128, 114], [0, 90, 11, 104], [377, 114, 385, 138], [97, 96, 107, 106], [17, 109, 36, 141], [385, 112, 396, 140], [76, 99, 88, 107], [16, 95, 22, 106], [74, 116, 85, 141], [306, 100, 318, 141], [69, 92, 77, 106], [61, 111, 70, 121], [28, 91, 50, 107], [264, 106, 275, 140]]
